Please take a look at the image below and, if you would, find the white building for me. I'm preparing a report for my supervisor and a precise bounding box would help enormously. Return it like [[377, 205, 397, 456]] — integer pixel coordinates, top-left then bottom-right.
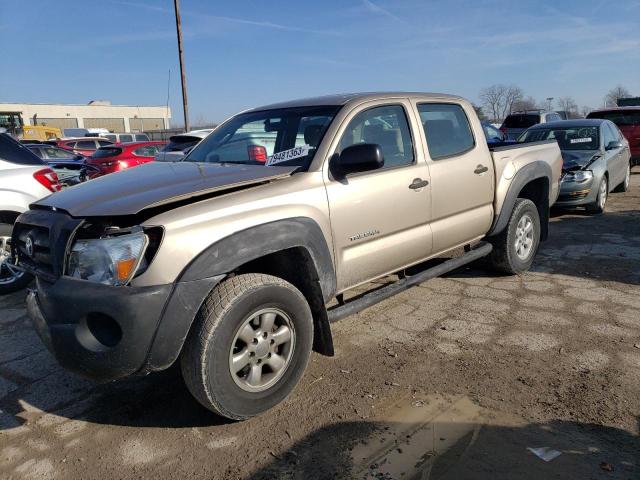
[[0, 100, 171, 133]]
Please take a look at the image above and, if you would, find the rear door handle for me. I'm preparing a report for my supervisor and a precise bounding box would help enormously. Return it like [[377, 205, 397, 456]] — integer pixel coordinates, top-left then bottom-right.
[[474, 164, 489, 174], [409, 178, 429, 189]]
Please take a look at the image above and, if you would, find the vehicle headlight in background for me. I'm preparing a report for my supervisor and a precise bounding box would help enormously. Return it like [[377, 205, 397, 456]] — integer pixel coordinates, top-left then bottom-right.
[[67, 232, 148, 286], [563, 170, 593, 183]]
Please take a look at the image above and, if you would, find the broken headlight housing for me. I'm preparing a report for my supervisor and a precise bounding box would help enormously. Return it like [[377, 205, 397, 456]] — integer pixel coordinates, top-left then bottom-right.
[[67, 232, 148, 286], [562, 170, 593, 183]]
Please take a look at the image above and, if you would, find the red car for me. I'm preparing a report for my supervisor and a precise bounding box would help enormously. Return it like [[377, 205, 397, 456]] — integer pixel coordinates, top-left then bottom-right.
[[587, 107, 640, 165], [56, 137, 114, 157], [85, 141, 167, 177]]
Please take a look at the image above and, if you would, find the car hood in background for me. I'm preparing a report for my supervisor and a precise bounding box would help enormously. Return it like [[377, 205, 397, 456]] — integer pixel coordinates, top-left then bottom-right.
[[34, 161, 296, 217], [561, 150, 600, 170]]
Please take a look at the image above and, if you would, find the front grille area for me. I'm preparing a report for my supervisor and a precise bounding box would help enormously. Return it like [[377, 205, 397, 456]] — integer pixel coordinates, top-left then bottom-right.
[[11, 208, 83, 281]]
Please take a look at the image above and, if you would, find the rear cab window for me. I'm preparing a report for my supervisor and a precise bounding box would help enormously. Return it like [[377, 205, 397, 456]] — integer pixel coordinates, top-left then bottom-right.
[[417, 103, 475, 160], [119, 135, 134, 143]]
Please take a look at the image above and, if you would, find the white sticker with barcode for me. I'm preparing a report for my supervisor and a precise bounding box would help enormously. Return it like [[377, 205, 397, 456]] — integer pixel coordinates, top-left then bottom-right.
[[266, 145, 310, 166], [570, 137, 592, 144]]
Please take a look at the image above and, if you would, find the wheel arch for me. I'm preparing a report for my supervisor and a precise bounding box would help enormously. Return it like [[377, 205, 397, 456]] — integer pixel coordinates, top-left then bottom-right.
[[488, 161, 551, 241], [144, 217, 336, 372]]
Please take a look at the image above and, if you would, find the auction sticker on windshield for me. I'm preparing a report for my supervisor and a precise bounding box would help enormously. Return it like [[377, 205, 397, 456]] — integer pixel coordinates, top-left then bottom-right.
[[570, 138, 592, 144], [267, 145, 310, 166]]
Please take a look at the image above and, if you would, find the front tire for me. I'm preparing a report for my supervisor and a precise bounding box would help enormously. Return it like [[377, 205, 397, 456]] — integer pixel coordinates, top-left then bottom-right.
[[488, 198, 541, 274], [586, 176, 607, 214], [181, 273, 313, 420], [0, 223, 34, 295]]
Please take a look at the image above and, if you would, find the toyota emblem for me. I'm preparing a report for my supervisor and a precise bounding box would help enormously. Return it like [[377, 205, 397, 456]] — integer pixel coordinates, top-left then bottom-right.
[[25, 236, 34, 258]]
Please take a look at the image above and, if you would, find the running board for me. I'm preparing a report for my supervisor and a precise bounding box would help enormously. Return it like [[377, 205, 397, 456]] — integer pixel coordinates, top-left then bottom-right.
[[327, 241, 493, 323]]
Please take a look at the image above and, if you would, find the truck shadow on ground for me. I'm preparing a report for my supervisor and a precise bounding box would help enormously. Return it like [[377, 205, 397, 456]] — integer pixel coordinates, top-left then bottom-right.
[[250, 417, 640, 480], [446, 210, 640, 286]]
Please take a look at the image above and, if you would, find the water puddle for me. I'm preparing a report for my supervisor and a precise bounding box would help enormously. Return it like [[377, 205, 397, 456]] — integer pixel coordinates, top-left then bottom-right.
[[351, 394, 490, 480]]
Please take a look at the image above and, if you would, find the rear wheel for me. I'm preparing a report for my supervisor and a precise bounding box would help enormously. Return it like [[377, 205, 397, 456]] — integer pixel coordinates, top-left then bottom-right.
[[181, 273, 313, 420], [613, 163, 630, 193], [488, 198, 541, 274], [586, 176, 607, 214], [0, 223, 33, 295]]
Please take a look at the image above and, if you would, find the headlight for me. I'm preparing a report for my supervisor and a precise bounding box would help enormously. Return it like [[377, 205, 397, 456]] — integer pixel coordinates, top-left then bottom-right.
[[563, 170, 593, 183], [67, 232, 148, 286]]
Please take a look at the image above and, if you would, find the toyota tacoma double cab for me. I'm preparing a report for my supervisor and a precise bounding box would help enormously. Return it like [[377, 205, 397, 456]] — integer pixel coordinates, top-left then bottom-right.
[[12, 93, 562, 420]]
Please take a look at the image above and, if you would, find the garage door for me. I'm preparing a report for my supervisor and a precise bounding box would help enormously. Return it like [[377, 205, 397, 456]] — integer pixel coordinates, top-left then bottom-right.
[[36, 118, 78, 130], [84, 118, 125, 132], [129, 118, 165, 132]]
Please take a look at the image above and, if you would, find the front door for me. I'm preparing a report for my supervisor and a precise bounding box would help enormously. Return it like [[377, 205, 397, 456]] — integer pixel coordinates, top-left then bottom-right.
[[324, 102, 432, 292]]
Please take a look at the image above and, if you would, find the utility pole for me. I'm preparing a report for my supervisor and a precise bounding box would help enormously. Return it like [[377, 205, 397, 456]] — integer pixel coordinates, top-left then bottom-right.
[[173, 0, 190, 132]]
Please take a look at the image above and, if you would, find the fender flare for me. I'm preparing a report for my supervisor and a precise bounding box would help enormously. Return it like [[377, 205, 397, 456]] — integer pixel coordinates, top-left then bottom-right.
[[144, 217, 337, 371], [487, 161, 551, 238], [179, 217, 336, 300]]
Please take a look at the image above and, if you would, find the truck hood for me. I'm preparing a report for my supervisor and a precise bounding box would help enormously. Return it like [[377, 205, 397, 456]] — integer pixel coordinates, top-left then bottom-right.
[[561, 150, 601, 171], [34, 161, 296, 217]]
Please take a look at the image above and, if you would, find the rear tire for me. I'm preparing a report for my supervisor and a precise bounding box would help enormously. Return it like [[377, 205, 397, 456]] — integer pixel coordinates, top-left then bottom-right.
[[613, 163, 630, 193], [586, 176, 607, 214], [181, 273, 313, 420], [487, 198, 541, 275], [0, 223, 33, 295]]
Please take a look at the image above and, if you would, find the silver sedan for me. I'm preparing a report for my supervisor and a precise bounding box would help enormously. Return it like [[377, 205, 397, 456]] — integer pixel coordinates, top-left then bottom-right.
[[519, 119, 631, 213]]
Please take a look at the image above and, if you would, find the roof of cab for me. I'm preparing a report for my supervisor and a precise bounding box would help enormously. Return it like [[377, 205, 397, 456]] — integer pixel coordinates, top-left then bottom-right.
[[247, 92, 466, 112]]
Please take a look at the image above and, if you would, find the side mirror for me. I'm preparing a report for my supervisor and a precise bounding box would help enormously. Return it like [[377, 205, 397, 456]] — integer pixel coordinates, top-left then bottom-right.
[[605, 140, 622, 150], [333, 143, 384, 175]]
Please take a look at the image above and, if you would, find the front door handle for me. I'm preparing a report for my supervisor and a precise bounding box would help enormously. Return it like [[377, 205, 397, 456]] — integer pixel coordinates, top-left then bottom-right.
[[409, 178, 429, 189], [474, 164, 489, 174]]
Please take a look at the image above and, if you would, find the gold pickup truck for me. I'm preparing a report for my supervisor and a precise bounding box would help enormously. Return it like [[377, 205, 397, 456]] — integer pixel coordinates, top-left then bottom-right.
[[12, 92, 562, 420]]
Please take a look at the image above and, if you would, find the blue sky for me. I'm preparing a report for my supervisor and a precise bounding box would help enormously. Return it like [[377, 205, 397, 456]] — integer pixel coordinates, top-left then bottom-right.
[[2, 0, 639, 125]]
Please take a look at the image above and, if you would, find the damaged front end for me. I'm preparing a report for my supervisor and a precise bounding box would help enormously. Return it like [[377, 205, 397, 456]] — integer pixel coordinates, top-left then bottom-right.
[[557, 151, 601, 204]]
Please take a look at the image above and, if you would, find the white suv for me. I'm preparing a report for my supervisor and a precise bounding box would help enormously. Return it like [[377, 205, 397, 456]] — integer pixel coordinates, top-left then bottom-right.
[[0, 134, 61, 294]]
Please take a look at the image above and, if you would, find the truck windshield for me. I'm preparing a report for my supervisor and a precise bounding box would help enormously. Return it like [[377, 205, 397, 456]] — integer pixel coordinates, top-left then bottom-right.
[[519, 126, 600, 150], [185, 106, 340, 169]]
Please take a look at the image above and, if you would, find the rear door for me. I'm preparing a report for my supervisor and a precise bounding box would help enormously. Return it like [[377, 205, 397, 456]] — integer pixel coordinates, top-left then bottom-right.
[[415, 102, 494, 253], [324, 100, 432, 291]]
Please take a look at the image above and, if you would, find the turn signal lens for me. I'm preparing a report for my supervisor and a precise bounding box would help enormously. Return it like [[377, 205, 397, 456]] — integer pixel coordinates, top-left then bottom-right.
[[115, 258, 137, 282]]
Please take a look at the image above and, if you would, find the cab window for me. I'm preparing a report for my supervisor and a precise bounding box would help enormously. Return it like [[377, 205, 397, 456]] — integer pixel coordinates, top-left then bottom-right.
[[418, 103, 475, 160], [338, 105, 414, 169]]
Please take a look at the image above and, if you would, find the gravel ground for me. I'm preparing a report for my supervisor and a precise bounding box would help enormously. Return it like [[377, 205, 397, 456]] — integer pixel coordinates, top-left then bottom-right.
[[1, 168, 639, 479]]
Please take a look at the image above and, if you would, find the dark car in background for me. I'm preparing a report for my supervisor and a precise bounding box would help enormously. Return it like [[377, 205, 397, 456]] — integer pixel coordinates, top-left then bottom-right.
[[56, 137, 114, 156], [85, 141, 166, 177], [587, 107, 640, 165], [154, 129, 213, 162], [519, 119, 631, 213], [500, 110, 563, 140], [25, 144, 98, 186]]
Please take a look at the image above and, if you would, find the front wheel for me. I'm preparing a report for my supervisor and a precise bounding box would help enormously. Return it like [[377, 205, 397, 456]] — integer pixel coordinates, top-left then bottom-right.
[[0, 223, 34, 295], [586, 176, 607, 214], [488, 198, 541, 274], [181, 273, 313, 420]]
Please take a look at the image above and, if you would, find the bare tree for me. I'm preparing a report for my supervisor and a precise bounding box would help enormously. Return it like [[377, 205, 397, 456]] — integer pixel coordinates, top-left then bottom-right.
[[511, 96, 538, 112], [604, 85, 631, 107], [556, 96, 578, 117], [580, 106, 592, 118], [479, 84, 525, 123]]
